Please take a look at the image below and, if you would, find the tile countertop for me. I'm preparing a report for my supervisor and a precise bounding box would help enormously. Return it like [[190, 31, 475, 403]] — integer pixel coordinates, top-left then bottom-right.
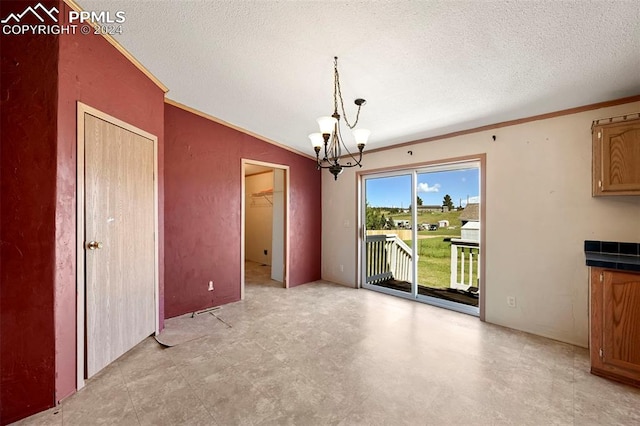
[[584, 240, 640, 273]]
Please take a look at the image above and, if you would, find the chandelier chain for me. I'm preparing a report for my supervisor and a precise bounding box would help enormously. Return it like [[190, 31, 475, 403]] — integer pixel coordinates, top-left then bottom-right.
[[333, 57, 362, 130], [335, 122, 356, 166], [310, 56, 368, 180]]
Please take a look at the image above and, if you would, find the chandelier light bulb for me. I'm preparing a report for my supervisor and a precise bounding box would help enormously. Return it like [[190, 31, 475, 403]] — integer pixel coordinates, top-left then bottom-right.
[[317, 116, 337, 135], [352, 128, 371, 146], [308, 133, 324, 148]]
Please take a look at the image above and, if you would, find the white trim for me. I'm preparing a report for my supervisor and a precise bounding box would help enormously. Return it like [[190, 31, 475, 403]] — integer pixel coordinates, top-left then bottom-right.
[[241, 159, 291, 298], [415, 160, 481, 174], [76, 105, 85, 391], [76, 102, 159, 390], [411, 171, 418, 299], [361, 283, 479, 316], [417, 294, 479, 316]]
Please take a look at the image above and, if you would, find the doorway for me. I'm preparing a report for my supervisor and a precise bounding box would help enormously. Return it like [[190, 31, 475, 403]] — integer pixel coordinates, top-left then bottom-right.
[[361, 158, 484, 316], [76, 103, 159, 389], [241, 160, 289, 297]]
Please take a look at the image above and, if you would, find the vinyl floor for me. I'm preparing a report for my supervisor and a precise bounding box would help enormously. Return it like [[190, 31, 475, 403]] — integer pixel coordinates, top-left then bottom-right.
[[15, 262, 640, 425]]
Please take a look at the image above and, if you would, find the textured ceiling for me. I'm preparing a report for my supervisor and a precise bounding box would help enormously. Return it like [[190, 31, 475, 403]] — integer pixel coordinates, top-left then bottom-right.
[[79, 0, 640, 155]]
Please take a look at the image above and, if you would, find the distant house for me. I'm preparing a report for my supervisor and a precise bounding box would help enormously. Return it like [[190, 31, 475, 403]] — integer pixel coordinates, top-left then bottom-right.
[[460, 221, 480, 242], [393, 219, 410, 229], [438, 220, 449, 228], [459, 203, 479, 225]]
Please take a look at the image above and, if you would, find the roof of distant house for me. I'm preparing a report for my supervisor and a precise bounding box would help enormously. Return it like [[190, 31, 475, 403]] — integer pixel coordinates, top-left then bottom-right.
[[459, 203, 479, 222]]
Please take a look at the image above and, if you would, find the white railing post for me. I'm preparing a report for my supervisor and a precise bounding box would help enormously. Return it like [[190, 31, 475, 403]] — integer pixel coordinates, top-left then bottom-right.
[[468, 251, 473, 286], [460, 248, 465, 286], [389, 237, 397, 277], [450, 244, 458, 288], [476, 249, 480, 288], [449, 240, 479, 291], [365, 234, 414, 285]]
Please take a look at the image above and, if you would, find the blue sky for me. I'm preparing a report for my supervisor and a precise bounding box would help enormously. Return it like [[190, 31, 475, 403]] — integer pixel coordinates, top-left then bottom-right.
[[365, 168, 479, 208]]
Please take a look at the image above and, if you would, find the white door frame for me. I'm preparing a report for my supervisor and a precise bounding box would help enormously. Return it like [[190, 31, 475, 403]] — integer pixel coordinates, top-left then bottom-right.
[[241, 159, 290, 299], [76, 102, 159, 390]]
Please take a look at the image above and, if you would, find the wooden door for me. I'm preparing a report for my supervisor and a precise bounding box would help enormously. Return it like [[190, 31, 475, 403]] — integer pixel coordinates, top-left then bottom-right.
[[602, 270, 640, 377], [84, 114, 156, 378], [592, 268, 640, 387]]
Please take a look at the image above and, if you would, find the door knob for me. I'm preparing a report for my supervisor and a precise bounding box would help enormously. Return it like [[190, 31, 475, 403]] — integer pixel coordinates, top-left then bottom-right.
[[86, 241, 103, 250]]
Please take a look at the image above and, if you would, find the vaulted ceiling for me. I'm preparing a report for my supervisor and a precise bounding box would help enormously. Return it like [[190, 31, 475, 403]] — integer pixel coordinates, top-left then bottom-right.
[[79, 0, 640, 155]]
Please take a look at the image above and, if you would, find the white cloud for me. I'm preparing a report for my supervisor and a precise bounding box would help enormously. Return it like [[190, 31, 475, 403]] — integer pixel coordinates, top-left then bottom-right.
[[417, 182, 441, 193]]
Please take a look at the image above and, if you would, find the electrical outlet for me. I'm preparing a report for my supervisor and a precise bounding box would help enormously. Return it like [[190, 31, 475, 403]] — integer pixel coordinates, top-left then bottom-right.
[[263, 249, 268, 255], [208, 281, 214, 291], [507, 296, 516, 308], [340, 264, 344, 272]]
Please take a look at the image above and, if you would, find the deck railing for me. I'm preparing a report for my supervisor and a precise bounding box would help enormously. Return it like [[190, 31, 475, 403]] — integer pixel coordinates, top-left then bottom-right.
[[365, 234, 413, 284], [450, 239, 480, 291]]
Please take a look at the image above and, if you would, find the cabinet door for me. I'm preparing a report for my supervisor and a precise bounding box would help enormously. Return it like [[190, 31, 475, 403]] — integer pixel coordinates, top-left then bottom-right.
[[602, 270, 640, 377], [593, 119, 640, 195]]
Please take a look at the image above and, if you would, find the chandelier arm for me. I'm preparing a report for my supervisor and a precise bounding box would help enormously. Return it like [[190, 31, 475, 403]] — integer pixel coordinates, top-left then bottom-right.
[[316, 163, 340, 170], [315, 147, 325, 165], [334, 123, 343, 161], [321, 133, 331, 162], [336, 121, 363, 167], [339, 150, 363, 168], [323, 140, 329, 163]]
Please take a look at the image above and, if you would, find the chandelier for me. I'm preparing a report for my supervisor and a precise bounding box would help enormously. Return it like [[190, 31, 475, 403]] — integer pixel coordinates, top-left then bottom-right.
[[309, 57, 370, 180]]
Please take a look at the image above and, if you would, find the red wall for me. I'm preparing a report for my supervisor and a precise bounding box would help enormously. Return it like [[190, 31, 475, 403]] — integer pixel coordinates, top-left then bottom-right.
[[0, 2, 59, 423], [2, 0, 317, 420], [56, 0, 166, 403], [0, 1, 166, 422], [164, 104, 322, 318]]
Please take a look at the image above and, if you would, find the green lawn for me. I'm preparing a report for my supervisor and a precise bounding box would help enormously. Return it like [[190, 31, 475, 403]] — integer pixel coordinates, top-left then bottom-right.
[[407, 236, 479, 290], [400, 210, 462, 288], [415, 238, 461, 289]]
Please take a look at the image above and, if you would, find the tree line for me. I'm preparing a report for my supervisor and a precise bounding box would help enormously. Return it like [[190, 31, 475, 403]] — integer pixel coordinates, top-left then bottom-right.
[[366, 194, 457, 229]]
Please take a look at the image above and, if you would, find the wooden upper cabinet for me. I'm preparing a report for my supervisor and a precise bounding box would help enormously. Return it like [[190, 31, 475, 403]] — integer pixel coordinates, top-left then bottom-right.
[[592, 116, 640, 196]]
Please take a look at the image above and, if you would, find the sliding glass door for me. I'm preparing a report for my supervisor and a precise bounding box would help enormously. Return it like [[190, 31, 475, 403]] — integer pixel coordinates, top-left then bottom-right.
[[362, 162, 481, 316]]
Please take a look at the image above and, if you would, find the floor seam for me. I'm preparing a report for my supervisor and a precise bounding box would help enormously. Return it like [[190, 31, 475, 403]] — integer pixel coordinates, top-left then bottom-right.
[[115, 361, 143, 426], [170, 347, 222, 425]]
